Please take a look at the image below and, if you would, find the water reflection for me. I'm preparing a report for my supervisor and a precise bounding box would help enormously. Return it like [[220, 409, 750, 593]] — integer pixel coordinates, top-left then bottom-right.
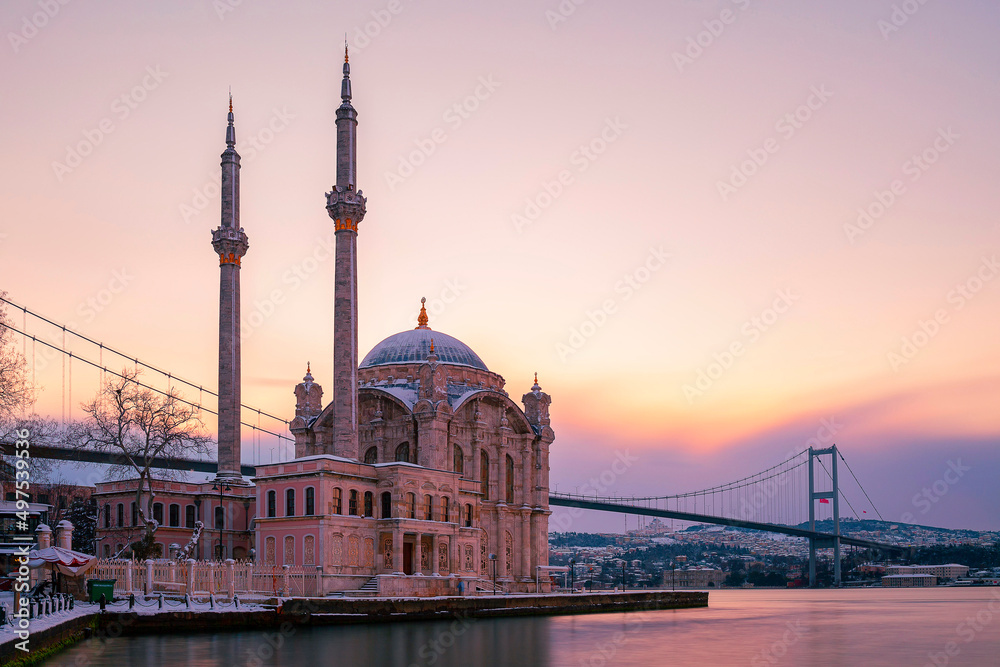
[[44, 589, 1000, 667]]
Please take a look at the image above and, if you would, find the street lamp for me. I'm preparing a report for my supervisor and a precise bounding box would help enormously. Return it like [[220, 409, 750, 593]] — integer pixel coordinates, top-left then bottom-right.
[[570, 558, 576, 591], [211, 482, 231, 560], [489, 553, 497, 592], [622, 561, 627, 592]]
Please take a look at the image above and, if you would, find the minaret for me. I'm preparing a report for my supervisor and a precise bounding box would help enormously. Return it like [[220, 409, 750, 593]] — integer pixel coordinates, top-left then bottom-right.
[[212, 94, 249, 482], [326, 44, 367, 458]]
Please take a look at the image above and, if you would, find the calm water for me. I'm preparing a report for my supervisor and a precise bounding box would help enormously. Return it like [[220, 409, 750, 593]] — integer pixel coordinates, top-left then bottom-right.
[[43, 588, 1000, 667]]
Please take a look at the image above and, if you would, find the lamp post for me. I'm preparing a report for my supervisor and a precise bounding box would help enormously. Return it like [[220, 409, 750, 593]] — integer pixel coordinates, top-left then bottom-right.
[[671, 562, 676, 591], [622, 561, 626, 592], [489, 553, 497, 593], [570, 558, 576, 591], [211, 481, 231, 560]]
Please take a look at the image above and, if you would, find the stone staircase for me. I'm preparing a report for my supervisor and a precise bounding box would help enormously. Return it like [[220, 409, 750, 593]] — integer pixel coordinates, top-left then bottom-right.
[[473, 578, 507, 595], [343, 576, 380, 597]]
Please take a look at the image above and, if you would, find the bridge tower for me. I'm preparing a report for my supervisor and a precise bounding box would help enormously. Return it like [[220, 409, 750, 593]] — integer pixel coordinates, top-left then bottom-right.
[[808, 445, 841, 587]]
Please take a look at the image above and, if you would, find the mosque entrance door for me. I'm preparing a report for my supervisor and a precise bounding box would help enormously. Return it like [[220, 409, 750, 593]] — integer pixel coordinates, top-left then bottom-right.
[[403, 542, 413, 575]]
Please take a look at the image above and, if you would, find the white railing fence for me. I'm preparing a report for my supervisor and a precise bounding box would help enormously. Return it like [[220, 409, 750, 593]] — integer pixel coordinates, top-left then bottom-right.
[[88, 559, 318, 598]]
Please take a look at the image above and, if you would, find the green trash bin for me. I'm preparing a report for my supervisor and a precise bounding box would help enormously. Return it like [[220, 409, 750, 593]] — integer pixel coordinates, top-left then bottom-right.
[[87, 579, 116, 603]]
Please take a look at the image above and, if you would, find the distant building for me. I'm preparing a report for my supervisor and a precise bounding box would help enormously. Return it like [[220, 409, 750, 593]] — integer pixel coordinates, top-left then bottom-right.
[[882, 574, 937, 587], [885, 564, 969, 580], [666, 566, 725, 588]]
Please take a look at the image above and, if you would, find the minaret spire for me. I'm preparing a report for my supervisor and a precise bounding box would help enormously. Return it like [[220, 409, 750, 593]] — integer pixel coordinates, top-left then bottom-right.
[[226, 90, 236, 149], [212, 95, 249, 483], [326, 52, 367, 459]]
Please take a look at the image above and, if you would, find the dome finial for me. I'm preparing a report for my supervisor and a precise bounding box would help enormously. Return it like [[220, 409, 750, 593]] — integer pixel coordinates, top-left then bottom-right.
[[416, 296, 430, 329], [532, 372, 541, 392], [344, 35, 349, 63], [303, 362, 314, 384]]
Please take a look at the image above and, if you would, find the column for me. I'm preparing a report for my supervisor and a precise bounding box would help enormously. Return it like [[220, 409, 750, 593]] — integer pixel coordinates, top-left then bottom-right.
[[414, 533, 423, 575], [392, 527, 403, 574], [522, 448, 533, 507], [431, 534, 440, 575], [495, 514, 505, 578], [521, 509, 531, 581]]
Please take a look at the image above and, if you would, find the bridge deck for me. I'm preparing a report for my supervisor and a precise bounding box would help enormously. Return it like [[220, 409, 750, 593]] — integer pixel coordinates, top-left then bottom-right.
[[548, 494, 906, 552]]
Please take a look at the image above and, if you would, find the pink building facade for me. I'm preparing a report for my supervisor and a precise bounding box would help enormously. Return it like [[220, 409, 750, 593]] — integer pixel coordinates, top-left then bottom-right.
[[93, 479, 254, 561]]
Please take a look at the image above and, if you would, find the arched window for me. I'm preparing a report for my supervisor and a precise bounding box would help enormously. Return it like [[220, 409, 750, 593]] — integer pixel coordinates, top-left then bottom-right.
[[286, 489, 295, 517], [169, 504, 180, 527], [214, 505, 225, 529], [364, 491, 374, 517], [349, 490, 359, 516], [441, 497, 450, 523], [424, 494, 434, 521], [480, 452, 490, 499], [185, 505, 196, 528], [454, 445, 464, 475], [332, 488, 343, 514], [395, 442, 410, 462], [305, 487, 315, 516], [464, 503, 473, 527], [407, 493, 416, 519], [131, 502, 138, 526], [103, 544, 110, 558], [103, 504, 111, 529], [381, 492, 392, 519], [364, 447, 378, 464], [153, 503, 164, 525], [116, 503, 124, 527], [506, 455, 515, 504], [267, 490, 276, 518]]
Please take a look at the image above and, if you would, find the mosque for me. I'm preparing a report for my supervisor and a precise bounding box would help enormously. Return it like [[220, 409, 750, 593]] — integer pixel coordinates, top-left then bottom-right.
[[218, 50, 554, 596]]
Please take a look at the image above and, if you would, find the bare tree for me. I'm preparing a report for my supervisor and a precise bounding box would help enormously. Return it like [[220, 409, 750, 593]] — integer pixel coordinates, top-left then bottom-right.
[[69, 369, 213, 558], [0, 291, 33, 428]]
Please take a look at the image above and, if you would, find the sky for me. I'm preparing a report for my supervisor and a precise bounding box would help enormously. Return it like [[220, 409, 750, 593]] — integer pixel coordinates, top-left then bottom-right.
[[1, 0, 998, 531]]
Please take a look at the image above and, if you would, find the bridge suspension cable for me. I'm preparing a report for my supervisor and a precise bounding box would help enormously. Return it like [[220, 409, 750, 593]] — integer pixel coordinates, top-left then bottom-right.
[[1, 317, 293, 446], [839, 451, 885, 522], [602, 449, 810, 502], [1, 295, 291, 430]]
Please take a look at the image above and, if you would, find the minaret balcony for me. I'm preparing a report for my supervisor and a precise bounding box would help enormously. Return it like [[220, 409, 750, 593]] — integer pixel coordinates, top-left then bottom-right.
[[326, 185, 367, 230]]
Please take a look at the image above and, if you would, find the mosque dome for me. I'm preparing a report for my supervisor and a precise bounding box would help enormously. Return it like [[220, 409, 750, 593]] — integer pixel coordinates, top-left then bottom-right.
[[360, 328, 488, 371], [359, 298, 488, 371]]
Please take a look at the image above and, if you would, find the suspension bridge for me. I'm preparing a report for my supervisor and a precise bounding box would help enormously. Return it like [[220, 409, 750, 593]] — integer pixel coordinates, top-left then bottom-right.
[[1, 295, 903, 587]]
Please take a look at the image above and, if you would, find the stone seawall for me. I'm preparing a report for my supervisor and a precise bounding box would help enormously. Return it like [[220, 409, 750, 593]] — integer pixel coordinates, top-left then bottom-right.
[[93, 591, 706, 635], [0, 614, 97, 667], [283, 590, 708, 623]]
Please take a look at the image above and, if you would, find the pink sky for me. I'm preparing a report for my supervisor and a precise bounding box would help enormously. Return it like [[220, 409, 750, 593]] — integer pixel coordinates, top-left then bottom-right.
[[2, 0, 998, 530]]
